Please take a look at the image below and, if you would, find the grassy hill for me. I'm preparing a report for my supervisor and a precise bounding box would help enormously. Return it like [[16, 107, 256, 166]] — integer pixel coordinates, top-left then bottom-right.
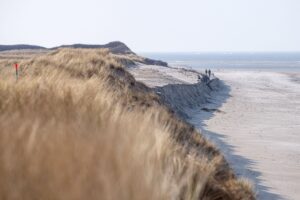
[[0, 44, 46, 51], [51, 41, 134, 54], [0, 41, 168, 67], [0, 48, 254, 199]]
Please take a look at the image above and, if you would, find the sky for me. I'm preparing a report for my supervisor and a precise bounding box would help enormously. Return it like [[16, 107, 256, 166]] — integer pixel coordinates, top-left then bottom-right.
[[0, 0, 300, 52]]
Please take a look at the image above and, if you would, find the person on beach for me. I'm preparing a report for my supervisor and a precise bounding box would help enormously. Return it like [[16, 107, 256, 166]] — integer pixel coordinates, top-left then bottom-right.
[[197, 75, 201, 82], [205, 69, 208, 75], [208, 69, 211, 78]]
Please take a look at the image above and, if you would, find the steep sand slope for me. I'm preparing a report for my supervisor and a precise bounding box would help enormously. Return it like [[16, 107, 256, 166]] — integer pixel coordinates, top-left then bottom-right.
[[128, 64, 218, 118], [187, 71, 300, 200]]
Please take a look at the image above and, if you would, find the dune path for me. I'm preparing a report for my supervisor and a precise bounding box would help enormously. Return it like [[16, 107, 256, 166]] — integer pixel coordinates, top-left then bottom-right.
[[187, 71, 300, 200]]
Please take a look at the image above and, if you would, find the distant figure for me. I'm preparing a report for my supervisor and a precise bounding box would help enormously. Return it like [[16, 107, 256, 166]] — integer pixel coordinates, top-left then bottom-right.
[[208, 69, 211, 78], [197, 75, 201, 82], [205, 69, 208, 75]]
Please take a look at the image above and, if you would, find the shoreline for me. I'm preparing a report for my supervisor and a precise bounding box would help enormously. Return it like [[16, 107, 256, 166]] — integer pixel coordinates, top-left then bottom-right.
[[129, 63, 300, 200]]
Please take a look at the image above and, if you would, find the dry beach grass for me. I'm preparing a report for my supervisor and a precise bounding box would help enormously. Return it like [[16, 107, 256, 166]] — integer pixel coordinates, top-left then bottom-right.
[[0, 49, 254, 199]]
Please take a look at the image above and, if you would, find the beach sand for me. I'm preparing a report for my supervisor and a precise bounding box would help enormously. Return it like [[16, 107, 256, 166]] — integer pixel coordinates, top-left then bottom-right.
[[129, 64, 300, 200], [187, 71, 300, 200]]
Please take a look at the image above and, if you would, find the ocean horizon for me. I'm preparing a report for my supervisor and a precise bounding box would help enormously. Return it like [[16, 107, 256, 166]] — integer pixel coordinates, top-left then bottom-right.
[[141, 52, 300, 72]]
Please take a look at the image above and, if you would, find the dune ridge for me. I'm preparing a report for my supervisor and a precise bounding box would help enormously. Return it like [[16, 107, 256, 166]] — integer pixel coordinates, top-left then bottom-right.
[[0, 49, 254, 199]]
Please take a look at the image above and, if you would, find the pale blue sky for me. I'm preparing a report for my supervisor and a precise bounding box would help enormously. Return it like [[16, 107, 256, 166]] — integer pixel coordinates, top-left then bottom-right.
[[0, 0, 299, 52]]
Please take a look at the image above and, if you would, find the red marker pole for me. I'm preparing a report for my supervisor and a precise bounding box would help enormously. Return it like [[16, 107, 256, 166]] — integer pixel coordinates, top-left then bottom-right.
[[15, 63, 19, 81]]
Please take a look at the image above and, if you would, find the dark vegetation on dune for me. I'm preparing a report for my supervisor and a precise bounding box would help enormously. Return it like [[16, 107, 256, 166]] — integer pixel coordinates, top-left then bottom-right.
[[51, 41, 134, 54], [0, 44, 46, 51], [0, 41, 168, 67]]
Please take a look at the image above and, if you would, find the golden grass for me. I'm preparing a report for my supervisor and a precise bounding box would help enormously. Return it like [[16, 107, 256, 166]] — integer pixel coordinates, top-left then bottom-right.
[[0, 49, 255, 200]]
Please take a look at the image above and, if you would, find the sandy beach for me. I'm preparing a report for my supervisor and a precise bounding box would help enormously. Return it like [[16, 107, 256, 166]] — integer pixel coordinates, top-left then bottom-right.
[[187, 71, 300, 200], [130, 64, 300, 200]]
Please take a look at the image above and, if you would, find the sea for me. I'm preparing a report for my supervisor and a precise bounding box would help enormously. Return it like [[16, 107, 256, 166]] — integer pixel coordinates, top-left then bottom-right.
[[140, 52, 300, 72]]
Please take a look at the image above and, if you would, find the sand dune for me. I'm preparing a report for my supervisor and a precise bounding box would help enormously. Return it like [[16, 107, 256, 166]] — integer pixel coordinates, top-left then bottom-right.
[[0, 50, 255, 200]]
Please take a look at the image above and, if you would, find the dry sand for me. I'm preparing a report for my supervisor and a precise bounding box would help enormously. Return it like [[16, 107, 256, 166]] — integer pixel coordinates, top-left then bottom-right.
[[187, 71, 300, 200], [129, 64, 300, 200], [128, 64, 198, 86]]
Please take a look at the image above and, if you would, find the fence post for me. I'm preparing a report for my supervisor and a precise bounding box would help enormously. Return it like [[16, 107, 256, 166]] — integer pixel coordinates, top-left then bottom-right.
[[15, 63, 19, 81]]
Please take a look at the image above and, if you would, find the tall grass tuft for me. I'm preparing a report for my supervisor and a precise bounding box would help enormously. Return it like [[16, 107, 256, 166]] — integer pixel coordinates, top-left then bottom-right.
[[0, 49, 255, 200]]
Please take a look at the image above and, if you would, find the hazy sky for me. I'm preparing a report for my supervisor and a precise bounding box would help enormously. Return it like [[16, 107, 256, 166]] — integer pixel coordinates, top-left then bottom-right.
[[0, 0, 299, 52]]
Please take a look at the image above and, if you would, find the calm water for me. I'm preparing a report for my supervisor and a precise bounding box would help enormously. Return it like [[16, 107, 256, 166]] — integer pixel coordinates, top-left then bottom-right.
[[140, 52, 300, 72]]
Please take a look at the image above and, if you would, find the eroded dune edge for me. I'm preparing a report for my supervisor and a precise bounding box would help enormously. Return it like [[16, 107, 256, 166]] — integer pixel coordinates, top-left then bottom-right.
[[0, 49, 254, 200]]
